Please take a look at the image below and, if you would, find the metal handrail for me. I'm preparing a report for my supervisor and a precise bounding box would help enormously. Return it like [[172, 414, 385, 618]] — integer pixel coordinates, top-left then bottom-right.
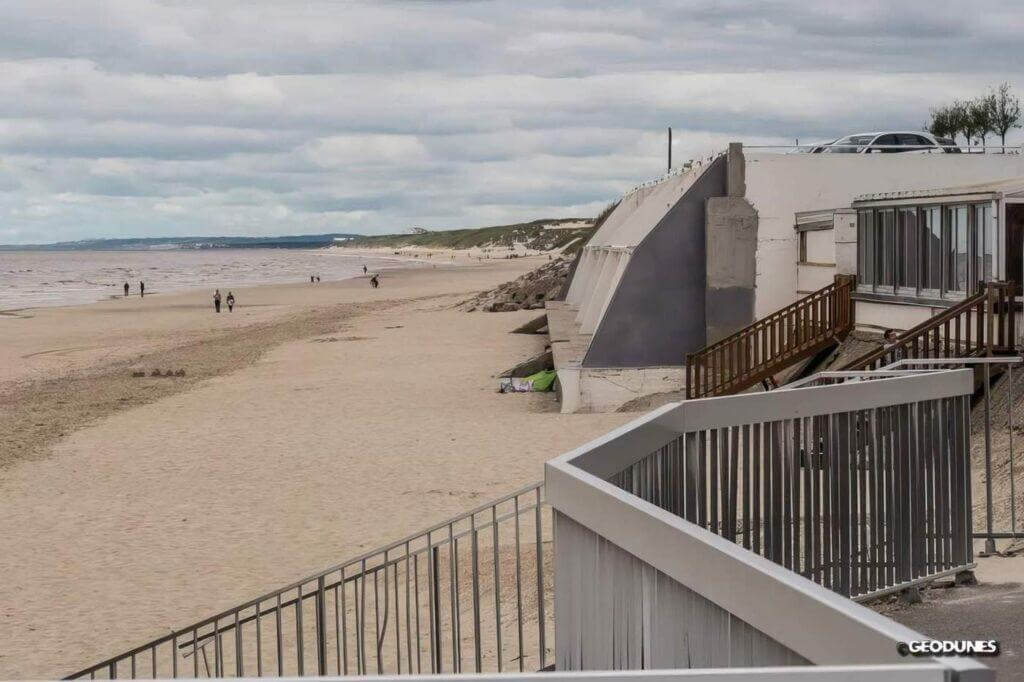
[[65, 481, 550, 679], [546, 369, 989, 678]]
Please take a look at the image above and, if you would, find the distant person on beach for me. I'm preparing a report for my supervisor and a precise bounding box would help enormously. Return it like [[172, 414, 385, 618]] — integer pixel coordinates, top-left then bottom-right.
[[310, 275, 315, 284], [123, 281, 129, 297], [370, 274, 379, 288], [226, 291, 235, 312], [214, 289, 222, 313], [316, 275, 320, 283], [139, 281, 145, 297], [363, 265, 367, 274]]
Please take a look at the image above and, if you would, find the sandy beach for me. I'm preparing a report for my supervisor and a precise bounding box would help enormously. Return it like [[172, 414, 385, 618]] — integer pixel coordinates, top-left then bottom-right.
[[0, 257, 630, 679]]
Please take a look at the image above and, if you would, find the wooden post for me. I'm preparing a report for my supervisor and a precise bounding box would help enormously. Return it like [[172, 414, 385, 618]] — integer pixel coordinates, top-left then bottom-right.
[[985, 283, 996, 357]]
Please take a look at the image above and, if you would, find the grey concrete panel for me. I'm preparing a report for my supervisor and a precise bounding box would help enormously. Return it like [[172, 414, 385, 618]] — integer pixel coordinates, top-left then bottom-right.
[[583, 156, 727, 367], [705, 196, 758, 344], [727, 143, 746, 198], [554, 512, 808, 671], [705, 286, 755, 346]]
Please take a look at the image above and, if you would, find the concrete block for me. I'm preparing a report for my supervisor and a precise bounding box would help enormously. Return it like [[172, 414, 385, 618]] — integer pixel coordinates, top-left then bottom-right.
[[706, 196, 758, 343]]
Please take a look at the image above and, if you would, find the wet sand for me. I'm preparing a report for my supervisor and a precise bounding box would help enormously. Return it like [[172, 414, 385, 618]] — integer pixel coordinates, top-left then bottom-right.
[[0, 258, 631, 678]]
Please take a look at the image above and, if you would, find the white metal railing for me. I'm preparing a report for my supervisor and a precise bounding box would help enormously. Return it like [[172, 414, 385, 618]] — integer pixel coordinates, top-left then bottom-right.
[[545, 370, 990, 680], [744, 144, 1023, 154]]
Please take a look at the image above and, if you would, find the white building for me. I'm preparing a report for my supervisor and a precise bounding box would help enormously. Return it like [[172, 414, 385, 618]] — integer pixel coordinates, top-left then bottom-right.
[[551, 144, 1024, 413]]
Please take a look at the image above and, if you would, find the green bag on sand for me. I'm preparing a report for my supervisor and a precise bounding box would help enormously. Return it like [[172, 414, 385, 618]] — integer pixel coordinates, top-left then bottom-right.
[[524, 369, 557, 392]]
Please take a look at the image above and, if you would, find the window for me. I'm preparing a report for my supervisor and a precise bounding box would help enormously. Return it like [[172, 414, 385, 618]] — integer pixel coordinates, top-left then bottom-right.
[[974, 204, 994, 283], [897, 207, 918, 288], [897, 133, 935, 150], [872, 134, 898, 153], [856, 202, 995, 300], [825, 135, 874, 153], [877, 209, 895, 285], [922, 207, 942, 291], [945, 205, 968, 293]]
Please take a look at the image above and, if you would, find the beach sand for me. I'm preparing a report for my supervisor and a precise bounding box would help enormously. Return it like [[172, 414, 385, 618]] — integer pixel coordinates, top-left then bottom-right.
[[0, 258, 631, 679]]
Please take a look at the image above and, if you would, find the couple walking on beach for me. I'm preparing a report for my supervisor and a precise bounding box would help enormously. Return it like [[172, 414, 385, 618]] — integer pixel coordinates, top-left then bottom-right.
[[123, 281, 145, 297], [213, 290, 235, 313]]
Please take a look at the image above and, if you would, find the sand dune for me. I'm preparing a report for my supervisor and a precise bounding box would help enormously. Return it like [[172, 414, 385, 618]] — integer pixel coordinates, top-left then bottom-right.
[[0, 258, 630, 679]]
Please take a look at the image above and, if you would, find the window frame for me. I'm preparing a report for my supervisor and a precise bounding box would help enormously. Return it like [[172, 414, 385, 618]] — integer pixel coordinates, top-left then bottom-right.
[[855, 200, 994, 303]]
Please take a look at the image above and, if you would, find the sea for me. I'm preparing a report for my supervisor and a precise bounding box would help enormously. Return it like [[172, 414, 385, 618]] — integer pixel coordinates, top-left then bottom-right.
[[0, 248, 411, 311]]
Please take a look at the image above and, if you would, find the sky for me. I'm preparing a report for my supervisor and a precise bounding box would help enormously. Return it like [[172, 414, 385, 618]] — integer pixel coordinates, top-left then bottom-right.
[[1, 0, 1023, 244]]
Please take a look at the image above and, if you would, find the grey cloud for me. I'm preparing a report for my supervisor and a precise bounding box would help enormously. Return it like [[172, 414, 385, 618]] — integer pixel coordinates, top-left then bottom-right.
[[0, 1, 1022, 243]]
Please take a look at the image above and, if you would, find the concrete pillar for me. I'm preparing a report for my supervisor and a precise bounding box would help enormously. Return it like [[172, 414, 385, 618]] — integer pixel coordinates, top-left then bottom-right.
[[578, 250, 617, 330], [556, 368, 581, 414], [705, 196, 758, 344], [833, 209, 857, 276], [588, 253, 631, 335], [573, 248, 607, 320], [564, 249, 593, 305], [727, 142, 745, 198]]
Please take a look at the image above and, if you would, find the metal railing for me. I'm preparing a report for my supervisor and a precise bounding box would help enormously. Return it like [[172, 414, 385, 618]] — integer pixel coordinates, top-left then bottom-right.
[[841, 281, 1016, 372], [686, 275, 855, 399], [545, 368, 989, 679], [744, 143, 1023, 154], [65, 484, 551, 679], [604, 371, 976, 601]]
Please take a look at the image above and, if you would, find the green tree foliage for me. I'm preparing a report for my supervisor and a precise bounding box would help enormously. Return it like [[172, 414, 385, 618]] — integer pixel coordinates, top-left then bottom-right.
[[987, 82, 1022, 148], [929, 84, 1021, 149]]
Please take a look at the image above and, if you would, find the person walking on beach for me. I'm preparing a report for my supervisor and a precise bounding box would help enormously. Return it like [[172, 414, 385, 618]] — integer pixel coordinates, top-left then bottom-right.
[[362, 264, 367, 274], [214, 289, 222, 313], [311, 274, 315, 284], [124, 281, 129, 297], [370, 274, 379, 288], [226, 291, 235, 312], [139, 281, 145, 298]]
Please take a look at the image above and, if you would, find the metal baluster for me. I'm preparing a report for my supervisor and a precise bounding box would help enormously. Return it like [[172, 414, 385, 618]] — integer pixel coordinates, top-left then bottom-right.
[[535, 487, 546, 669], [492, 505, 503, 671]]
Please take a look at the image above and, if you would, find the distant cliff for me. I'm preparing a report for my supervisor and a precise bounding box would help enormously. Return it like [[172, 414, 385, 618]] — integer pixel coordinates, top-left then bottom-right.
[[338, 218, 594, 254]]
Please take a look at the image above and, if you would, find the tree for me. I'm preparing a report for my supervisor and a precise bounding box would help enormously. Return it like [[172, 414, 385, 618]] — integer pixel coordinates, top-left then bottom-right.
[[928, 106, 955, 139], [987, 82, 1021, 149], [969, 95, 996, 147], [949, 99, 974, 147]]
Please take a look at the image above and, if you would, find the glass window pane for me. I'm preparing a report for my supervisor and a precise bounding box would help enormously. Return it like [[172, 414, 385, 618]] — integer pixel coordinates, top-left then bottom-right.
[[976, 203, 994, 281], [897, 207, 918, 288], [876, 209, 895, 288], [858, 210, 873, 284], [923, 207, 942, 291], [945, 206, 969, 292]]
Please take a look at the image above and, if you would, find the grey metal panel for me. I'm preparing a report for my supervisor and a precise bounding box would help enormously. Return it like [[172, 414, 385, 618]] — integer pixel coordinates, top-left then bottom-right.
[[583, 155, 727, 367], [544, 458, 984, 677], [256, 662, 952, 680], [554, 513, 807, 671]]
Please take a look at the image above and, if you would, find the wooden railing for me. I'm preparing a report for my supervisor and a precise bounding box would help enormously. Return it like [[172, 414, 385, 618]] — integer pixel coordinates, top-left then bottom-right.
[[685, 275, 855, 399], [842, 282, 1017, 372]]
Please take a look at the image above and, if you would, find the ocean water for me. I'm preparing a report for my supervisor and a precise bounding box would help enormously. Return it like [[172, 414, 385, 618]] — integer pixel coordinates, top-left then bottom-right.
[[0, 248, 411, 311]]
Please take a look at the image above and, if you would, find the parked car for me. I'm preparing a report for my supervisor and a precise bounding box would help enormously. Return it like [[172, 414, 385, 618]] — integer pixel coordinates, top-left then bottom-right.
[[814, 131, 960, 153]]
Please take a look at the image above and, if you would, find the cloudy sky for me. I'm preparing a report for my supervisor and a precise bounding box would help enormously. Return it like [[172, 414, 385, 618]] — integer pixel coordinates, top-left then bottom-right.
[[1, 0, 1022, 244]]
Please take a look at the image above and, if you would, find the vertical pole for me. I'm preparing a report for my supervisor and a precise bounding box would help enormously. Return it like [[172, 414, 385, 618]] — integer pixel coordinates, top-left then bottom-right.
[[983, 361, 997, 555], [667, 127, 672, 173], [1010, 363, 1017, 535], [317, 576, 328, 675]]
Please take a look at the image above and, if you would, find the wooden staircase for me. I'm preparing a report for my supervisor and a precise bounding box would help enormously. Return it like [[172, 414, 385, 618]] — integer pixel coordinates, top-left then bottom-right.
[[685, 275, 855, 399], [841, 282, 1016, 371]]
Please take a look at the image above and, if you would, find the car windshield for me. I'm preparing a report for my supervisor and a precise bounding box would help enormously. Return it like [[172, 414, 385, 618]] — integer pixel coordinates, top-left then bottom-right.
[[824, 135, 875, 153]]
